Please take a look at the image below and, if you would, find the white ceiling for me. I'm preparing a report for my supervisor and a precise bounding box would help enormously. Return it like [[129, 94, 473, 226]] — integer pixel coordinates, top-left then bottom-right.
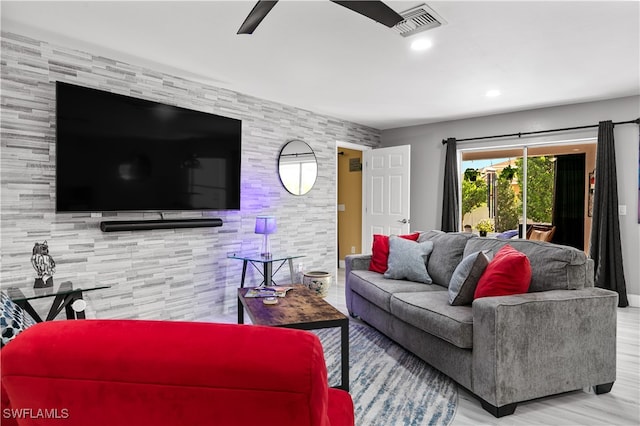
[[2, 1, 639, 130]]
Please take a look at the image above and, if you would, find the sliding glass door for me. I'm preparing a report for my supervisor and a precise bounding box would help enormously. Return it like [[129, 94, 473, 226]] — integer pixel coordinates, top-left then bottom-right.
[[461, 156, 523, 234], [460, 141, 595, 251]]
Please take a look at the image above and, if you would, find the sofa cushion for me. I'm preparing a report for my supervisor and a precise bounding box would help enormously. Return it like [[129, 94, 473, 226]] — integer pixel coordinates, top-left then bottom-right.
[[390, 291, 474, 349], [463, 238, 591, 292], [474, 245, 531, 299], [349, 270, 440, 313], [384, 237, 434, 283], [448, 251, 490, 305], [369, 233, 420, 273], [418, 231, 476, 288]]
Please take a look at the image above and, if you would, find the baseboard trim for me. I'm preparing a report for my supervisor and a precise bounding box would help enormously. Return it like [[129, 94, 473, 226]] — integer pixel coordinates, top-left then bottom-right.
[[626, 293, 639, 308], [339, 260, 346, 269]]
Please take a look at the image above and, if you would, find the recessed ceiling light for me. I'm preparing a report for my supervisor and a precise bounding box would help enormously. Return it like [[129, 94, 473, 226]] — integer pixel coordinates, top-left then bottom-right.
[[410, 39, 432, 51], [486, 89, 501, 98]]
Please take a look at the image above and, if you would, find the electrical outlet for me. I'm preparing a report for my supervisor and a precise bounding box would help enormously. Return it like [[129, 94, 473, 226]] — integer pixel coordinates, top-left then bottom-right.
[[618, 205, 627, 216], [351, 246, 356, 254]]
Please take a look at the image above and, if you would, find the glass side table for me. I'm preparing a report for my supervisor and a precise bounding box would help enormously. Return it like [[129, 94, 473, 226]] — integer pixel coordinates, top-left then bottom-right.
[[6, 281, 111, 322], [227, 252, 305, 287]]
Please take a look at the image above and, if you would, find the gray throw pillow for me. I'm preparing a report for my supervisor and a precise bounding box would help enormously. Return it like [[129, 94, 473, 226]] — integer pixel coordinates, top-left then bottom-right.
[[448, 251, 490, 305], [418, 230, 475, 286], [384, 236, 434, 283]]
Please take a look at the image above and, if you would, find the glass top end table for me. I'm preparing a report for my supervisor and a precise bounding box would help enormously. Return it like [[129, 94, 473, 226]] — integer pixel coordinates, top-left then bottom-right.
[[6, 281, 111, 322], [227, 252, 305, 287]]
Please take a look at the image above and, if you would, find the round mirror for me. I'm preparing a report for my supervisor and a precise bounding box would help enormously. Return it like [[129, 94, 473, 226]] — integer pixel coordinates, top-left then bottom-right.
[[278, 140, 318, 195]]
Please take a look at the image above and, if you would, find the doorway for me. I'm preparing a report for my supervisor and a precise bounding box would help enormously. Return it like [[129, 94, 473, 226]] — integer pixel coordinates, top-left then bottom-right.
[[337, 146, 363, 268], [336, 143, 412, 266]]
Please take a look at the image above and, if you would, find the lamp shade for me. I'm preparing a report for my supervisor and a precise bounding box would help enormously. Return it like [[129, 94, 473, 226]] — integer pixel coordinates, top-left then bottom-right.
[[255, 216, 277, 235]]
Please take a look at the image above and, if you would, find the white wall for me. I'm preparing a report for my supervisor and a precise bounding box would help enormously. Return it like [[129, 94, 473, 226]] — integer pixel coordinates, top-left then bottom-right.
[[381, 96, 640, 305]]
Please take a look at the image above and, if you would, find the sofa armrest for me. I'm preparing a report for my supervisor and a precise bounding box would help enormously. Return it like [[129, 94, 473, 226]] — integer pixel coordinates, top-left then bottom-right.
[[345, 254, 371, 273], [471, 288, 618, 408], [344, 255, 372, 315]]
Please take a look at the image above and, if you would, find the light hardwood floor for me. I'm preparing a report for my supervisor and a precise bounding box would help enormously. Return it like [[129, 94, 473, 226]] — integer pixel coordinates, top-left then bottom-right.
[[219, 270, 640, 425]]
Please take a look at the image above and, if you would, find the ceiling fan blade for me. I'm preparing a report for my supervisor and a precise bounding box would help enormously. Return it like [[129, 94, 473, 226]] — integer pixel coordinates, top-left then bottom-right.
[[330, 1, 403, 28], [237, 1, 279, 34]]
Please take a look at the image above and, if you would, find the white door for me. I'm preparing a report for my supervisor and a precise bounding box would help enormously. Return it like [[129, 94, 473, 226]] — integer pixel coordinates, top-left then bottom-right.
[[362, 145, 411, 254]]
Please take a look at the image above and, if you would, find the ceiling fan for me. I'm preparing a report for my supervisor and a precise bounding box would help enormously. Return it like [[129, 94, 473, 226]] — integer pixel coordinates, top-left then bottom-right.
[[237, 0, 403, 34]]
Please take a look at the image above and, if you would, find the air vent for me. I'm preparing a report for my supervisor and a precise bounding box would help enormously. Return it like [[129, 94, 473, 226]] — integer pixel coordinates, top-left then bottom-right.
[[393, 4, 446, 37]]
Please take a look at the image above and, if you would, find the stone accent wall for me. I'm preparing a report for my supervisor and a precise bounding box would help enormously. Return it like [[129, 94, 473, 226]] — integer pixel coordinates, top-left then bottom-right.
[[0, 32, 380, 320]]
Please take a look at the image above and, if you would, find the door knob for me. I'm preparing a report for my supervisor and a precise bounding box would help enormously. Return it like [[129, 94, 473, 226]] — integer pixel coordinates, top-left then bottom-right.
[[398, 219, 409, 224]]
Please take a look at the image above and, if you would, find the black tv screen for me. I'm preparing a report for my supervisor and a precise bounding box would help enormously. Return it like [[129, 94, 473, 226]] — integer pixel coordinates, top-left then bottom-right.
[[55, 82, 241, 212]]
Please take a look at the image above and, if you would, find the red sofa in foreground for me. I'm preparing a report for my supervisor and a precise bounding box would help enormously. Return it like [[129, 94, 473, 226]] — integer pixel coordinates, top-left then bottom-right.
[[1, 320, 354, 426]]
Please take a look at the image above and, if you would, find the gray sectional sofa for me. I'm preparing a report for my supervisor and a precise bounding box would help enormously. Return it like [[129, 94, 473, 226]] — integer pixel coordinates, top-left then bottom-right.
[[345, 230, 618, 417]]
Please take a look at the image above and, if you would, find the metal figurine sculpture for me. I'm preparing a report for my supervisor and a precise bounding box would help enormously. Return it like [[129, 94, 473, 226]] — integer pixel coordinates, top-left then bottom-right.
[[31, 240, 55, 288]]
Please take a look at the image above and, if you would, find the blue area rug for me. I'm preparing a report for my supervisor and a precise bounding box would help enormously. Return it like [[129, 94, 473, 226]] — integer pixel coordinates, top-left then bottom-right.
[[314, 322, 457, 426]]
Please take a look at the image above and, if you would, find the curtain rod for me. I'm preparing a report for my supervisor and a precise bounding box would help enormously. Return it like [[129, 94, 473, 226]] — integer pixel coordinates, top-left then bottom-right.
[[441, 118, 640, 145]]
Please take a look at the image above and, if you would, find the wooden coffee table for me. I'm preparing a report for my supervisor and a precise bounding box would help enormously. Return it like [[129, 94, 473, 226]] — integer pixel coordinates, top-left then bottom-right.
[[237, 284, 349, 391]]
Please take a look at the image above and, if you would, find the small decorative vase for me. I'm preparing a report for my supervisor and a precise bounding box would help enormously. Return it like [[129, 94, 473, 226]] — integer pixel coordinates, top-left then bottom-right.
[[479, 231, 488, 237], [303, 271, 332, 298]]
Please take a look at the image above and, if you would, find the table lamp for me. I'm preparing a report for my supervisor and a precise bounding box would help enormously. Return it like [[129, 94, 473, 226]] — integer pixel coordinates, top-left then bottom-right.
[[255, 216, 276, 258]]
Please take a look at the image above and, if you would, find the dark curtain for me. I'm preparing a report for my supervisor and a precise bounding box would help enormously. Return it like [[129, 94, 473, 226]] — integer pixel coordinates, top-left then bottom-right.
[[441, 138, 459, 232], [552, 154, 585, 249], [589, 121, 628, 307]]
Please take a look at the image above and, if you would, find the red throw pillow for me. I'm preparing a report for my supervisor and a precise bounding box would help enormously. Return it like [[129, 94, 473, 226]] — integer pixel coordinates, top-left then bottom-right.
[[474, 244, 531, 299], [369, 232, 420, 273]]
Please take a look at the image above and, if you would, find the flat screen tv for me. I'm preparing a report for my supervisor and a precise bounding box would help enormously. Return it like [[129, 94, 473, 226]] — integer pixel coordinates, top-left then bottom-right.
[[56, 82, 241, 212]]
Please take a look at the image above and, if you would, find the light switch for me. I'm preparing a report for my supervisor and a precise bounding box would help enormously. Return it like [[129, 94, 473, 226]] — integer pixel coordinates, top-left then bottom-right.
[[337, 204, 346, 212], [618, 205, 627, 216]]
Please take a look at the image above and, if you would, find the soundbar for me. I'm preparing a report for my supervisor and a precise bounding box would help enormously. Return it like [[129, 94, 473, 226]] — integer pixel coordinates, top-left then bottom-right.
[[100, 218, 223, 232]]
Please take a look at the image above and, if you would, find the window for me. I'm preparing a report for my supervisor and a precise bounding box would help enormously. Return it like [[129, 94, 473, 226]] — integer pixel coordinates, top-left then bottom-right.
[[460, 141, 595, 251]]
